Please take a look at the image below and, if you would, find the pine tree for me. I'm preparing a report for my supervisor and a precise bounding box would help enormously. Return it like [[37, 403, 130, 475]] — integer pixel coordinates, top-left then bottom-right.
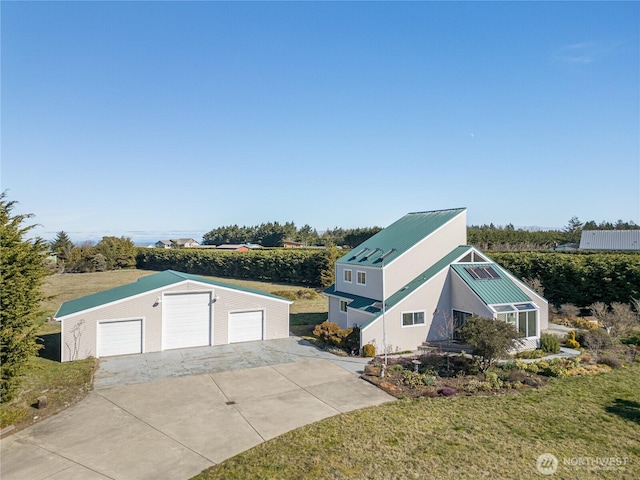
[[50, 230, 74, 265], [0, 192, 49, 402]]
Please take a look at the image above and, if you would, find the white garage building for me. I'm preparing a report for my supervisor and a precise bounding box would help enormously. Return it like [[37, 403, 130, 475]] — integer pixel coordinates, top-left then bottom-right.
[[55, 270, 292, 362]]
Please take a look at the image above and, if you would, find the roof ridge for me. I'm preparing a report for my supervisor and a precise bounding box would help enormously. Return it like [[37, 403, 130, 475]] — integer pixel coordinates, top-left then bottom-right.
[[407, 207, 466, 215]]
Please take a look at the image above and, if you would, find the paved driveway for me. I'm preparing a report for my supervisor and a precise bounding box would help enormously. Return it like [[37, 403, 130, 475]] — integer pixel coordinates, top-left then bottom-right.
[[1, 338, 394, 480]]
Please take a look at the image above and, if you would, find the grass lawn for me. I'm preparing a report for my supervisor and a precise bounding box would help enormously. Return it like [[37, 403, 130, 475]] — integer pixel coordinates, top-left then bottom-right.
[[193, 364, 640, 480], [2, 269, 328, 430]]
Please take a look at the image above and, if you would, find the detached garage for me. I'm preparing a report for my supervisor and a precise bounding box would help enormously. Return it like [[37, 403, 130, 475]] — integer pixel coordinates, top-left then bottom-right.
[[55, 270, 292, 362]]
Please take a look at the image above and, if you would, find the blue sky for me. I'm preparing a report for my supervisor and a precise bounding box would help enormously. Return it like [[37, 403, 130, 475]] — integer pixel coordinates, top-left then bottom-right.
[[2, 1, 639, 244]]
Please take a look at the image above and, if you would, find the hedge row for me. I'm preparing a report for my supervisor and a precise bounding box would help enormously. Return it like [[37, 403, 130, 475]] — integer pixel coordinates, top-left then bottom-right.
[[491, 251, 640, 307], [136, 248, 640, 306], [136, 247, 342, 287]]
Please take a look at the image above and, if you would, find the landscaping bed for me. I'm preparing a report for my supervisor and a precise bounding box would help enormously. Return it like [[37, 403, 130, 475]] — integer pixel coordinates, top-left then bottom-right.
[[360, 352, 624, 399]]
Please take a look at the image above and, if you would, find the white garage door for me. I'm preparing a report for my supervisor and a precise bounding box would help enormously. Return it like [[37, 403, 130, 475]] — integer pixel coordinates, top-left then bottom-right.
[[98, 320, 143, 357], [229, 311, 264, 343], [163, 292, 211, 350]]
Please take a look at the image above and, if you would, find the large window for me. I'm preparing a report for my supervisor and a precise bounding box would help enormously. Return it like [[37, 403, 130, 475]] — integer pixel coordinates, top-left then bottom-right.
[[344, 269, 352, 283], [495, 303, 537, 337], [452, 310, 472, 340], [402, 311, 425, 327], [357, 271, 366, 285]]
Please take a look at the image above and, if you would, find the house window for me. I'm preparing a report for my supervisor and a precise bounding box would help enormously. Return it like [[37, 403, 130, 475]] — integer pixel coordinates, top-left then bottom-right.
[[357, 271, 366, 285], [344, 269, 352, 283], [402, 311, 425, 327], [452, 310, 472, 339], [340, 300, 348, 313], [496, 304, 537, 337]]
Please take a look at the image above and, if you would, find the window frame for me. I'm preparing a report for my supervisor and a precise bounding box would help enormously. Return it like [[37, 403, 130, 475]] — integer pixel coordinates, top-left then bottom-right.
[[343, 269, 352, 283], [402, 310, 426, 327], [339, 300, 348, 313], [356, 271, 366, 285]]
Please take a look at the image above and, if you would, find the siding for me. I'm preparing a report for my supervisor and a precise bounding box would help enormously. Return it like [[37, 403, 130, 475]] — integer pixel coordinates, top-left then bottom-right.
[[60, 280, 290, 362]]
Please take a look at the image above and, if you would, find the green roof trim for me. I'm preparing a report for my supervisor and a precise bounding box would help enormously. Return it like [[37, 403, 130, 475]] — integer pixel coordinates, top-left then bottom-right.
[[450, 263, 531, 305], [55, 270, 290, 318], [358, 246, 472, 330], [337, 208, 466, 267]]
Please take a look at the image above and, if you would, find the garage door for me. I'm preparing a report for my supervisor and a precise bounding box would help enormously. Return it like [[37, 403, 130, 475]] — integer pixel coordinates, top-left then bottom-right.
[[229, 311, 263, 343], [98, 320, 143, 357], [163, 292, 211, 350]]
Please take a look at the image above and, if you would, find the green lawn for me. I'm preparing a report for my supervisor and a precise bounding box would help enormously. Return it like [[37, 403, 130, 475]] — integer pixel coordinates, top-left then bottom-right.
[[193, 364, 640, 480]]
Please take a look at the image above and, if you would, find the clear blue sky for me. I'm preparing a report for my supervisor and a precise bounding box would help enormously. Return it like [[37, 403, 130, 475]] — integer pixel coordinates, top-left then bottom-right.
[[2, 1, 639, 244]]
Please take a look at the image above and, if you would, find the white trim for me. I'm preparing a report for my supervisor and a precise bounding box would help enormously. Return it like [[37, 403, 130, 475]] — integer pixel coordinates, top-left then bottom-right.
[[55, 278, 291, 321], [343, 269, 353, 283], [400, 310, 427, 327], [339, 299, 349, 313]]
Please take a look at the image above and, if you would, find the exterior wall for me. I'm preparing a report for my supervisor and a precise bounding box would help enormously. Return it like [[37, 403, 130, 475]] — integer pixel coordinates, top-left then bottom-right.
[[346, 309, 374, 330], [327, 296, 348, 329], [60, 280, 290, 362], [335, 264, 382, 300], [213, 287, 289, 344], [360, 268, 451, 353], [384, 211, 467, 297]]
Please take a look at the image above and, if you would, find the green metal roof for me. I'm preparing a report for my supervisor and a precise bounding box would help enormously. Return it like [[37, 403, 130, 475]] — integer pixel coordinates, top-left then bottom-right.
[[337, 208, 466, 267], [55, 270, 290, 318], [450, 263, 531, 305]]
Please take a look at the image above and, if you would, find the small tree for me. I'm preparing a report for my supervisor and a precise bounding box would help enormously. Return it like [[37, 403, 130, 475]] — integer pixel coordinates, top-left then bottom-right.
[[590, 301, 638, 339], [50, 230, 74, 266], [0, 192, 49, 402], [458, 316, 523, 372]]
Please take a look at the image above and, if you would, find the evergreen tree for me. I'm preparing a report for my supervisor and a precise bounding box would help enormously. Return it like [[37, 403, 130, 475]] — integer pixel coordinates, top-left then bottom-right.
[[50, 230, 74, 264], [0, 192, 49, 402]]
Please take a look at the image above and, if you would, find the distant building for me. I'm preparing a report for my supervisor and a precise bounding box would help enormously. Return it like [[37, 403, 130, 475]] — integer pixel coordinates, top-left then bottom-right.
[[215, 243, 263, 251], [579, 230, 640, 251], [155, 238, 200, 249], [283, 240, 304, 248]]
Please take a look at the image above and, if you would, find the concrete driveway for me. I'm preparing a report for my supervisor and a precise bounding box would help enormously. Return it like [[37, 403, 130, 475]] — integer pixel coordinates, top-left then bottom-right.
[[1, 338, 394, 480]]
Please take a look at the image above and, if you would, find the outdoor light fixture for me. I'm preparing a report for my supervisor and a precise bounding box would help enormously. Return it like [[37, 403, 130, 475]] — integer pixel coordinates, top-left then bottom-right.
[[153, 296, 161, 306]]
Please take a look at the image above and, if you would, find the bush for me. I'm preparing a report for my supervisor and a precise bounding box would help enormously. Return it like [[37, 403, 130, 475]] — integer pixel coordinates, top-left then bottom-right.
[[540, 333, 561, 354], [515, 349, 546, 359], [362, 343, 376, 357], [621, 332, 640, 346], [597, 356, 623, 369], [565, 330, 581, 349], [437, 387, 456, 397], [312, 321, 353, 350], [565, 338, 581, 349]]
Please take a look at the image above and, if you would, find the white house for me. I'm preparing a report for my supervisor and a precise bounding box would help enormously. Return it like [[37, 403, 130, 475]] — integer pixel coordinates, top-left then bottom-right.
[[325, 208, 548, 354], [55, 270, 292, 362]]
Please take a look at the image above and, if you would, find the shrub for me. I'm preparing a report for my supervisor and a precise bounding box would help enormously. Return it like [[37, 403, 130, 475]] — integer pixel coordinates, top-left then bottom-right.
[[515, 349, 546, 359], [597, 356, 622, 369], [312, 321, 354, 349], [621, 332, 640, 346], [484, 371, 503, 390], [565, 338, 581, 349], [458, 316, 523, 371], [540, 334, 561, 354], [437, 387, 456, 397], [362, 343, 376, 357]]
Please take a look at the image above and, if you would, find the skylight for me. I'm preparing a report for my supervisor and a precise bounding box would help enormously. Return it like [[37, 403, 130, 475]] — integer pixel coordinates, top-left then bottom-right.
[[465, 266, 500, 280]]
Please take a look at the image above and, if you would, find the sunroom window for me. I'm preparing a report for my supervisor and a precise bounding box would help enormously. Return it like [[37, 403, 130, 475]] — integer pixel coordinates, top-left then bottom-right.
[[494, 303, 537, 337]]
